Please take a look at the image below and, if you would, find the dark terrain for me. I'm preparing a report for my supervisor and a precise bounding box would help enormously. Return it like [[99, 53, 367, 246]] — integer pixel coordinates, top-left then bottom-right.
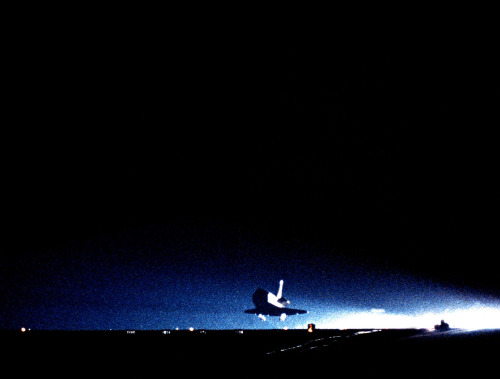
[[4, 328, 499, 374]]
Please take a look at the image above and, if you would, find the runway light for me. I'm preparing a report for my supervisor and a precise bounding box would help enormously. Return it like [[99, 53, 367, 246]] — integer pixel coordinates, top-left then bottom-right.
[[21, 327, 26, 333], [189, 327, 194, 332], [308, 324, 315, 333]]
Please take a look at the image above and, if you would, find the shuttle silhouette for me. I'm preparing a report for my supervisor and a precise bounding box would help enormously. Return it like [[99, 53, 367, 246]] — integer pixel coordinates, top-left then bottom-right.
[[245, 280, 307, 321]]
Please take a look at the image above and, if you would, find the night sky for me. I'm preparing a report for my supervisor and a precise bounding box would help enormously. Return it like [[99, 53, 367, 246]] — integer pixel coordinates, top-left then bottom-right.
[[2, 13, 499, 330]]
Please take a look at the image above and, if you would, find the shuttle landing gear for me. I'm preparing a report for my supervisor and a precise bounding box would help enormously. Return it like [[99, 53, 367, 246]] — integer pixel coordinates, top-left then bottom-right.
[[280, 313, 287, 321], [258, 314, 266, 321]]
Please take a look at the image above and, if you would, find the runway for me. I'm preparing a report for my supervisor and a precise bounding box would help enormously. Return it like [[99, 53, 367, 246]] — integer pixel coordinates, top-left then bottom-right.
[[5, 327, 500, 374]]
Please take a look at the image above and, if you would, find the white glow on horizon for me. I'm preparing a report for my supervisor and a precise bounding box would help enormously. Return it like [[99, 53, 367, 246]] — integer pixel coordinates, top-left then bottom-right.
[[318, 305, 500, 331]]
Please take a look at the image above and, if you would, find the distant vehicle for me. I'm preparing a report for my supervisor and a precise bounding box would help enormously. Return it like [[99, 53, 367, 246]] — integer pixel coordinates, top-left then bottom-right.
[[434, 320, 450, 331], [245, 280, 307, 321]]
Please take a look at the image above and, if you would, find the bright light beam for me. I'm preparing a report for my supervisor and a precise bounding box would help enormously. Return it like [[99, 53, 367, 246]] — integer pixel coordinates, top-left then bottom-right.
[[319, 305, 500, 331]]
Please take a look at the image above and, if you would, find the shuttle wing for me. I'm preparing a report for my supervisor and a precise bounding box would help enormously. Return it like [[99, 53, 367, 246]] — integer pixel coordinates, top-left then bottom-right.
[[244, 307, 307, 316], [281, 308, 307, 315], [244, 308, 260, 314]]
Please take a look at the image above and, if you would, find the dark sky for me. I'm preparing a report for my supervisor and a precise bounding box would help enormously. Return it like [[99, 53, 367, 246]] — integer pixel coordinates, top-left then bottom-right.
[[2, 13, 499, 329]]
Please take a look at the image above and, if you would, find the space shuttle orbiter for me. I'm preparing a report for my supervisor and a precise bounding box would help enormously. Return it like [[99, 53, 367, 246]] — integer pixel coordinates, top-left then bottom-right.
[[244, 280, 307, 321]]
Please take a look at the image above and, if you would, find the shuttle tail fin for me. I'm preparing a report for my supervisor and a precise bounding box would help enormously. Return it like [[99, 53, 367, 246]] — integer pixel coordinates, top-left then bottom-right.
[[277, 280, 284, 299]]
